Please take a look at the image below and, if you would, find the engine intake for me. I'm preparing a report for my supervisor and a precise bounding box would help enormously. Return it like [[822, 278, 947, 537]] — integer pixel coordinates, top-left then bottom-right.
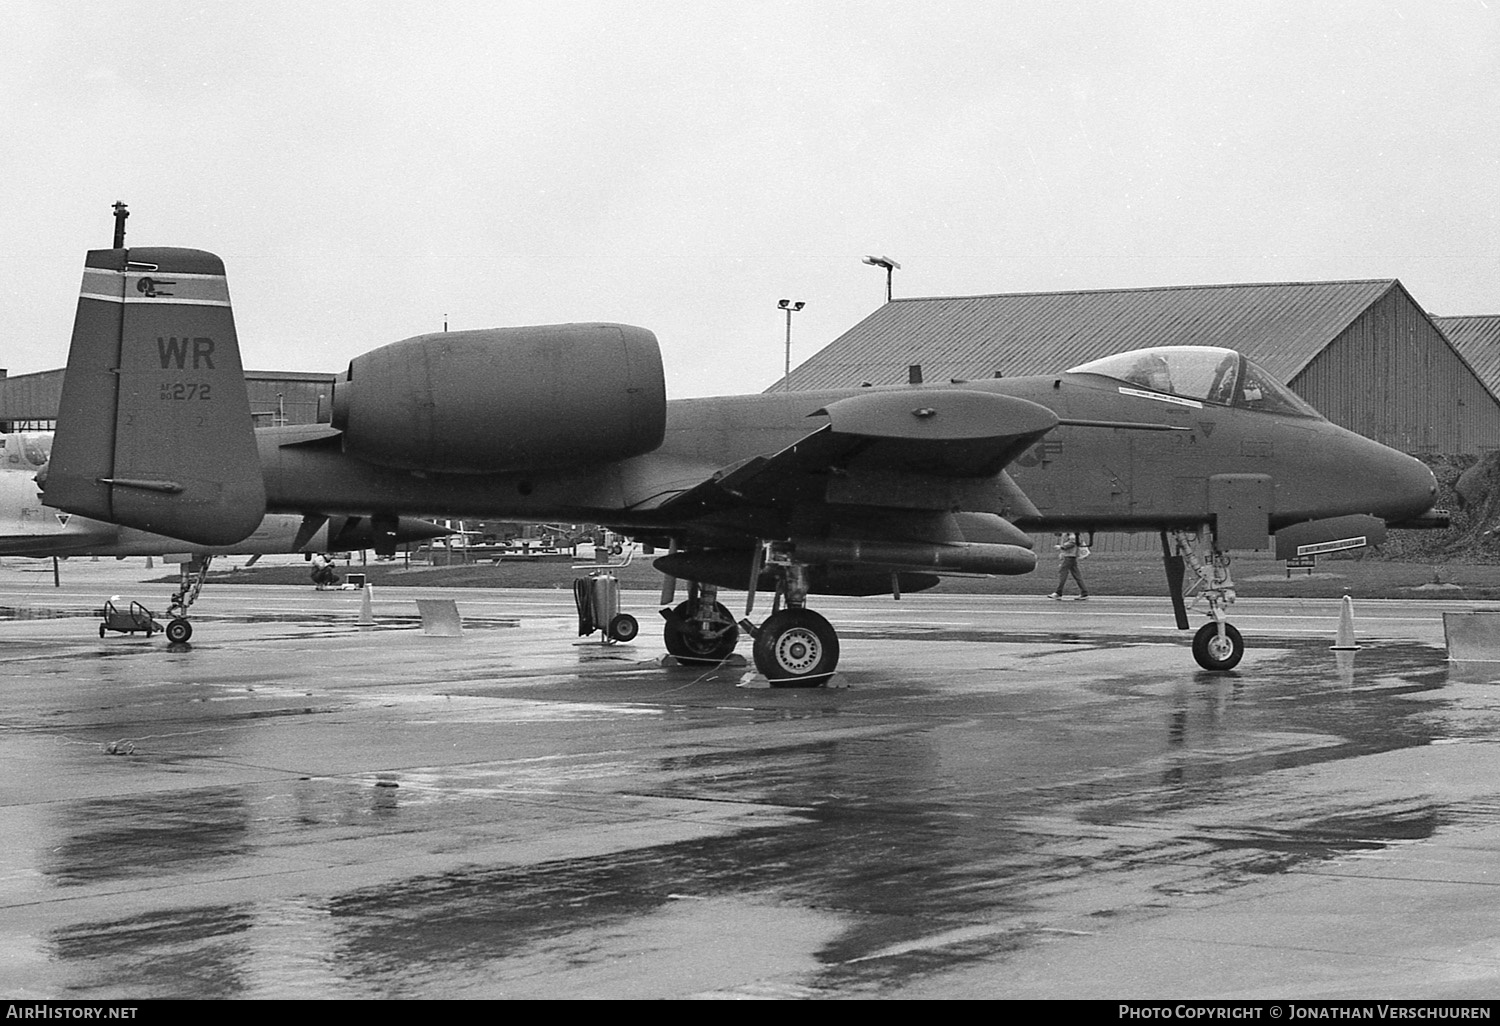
[[331, 323, 666, 473]]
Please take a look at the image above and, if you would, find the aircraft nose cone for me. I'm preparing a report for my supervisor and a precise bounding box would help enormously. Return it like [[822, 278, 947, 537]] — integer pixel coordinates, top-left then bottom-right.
[[1358, 438, 1438, 523], [1291, 426, 1437, 527], [1402, 455, 1440, 519]]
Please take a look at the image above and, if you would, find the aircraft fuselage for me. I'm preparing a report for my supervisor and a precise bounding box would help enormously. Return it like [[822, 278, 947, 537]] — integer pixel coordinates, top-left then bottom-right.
[[254, 370, 1436, 546]]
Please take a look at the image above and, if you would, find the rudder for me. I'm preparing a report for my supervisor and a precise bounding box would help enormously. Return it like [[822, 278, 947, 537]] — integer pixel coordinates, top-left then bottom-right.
[[43, 247, 265, 546]]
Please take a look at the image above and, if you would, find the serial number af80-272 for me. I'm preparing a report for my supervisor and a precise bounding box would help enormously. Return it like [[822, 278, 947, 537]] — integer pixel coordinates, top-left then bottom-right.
[[158, 382, 213, 401]]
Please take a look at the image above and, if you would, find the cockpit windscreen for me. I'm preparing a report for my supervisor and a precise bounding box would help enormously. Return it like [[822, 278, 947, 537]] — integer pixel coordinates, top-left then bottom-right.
[[0, 433, 52, 470], [1067, 346, 1321, 418]]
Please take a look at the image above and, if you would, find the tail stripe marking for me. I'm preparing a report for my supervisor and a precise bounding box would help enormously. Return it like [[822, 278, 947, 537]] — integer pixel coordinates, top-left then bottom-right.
[[79, 268, 230, 307]]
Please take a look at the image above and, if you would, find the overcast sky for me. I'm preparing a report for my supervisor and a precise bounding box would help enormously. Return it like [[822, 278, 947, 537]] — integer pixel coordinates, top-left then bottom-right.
[[4, 1, 1497, 396]]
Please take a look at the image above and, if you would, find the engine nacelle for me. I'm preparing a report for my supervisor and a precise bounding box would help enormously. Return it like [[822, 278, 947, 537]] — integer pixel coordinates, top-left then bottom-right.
[[331, 323, 667, 473]]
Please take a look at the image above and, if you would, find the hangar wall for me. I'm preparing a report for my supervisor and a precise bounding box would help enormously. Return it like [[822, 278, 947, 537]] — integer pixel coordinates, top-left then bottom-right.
[[244, 373, 338, 428], [1294, 286, 1500, 454], [0, 369, 63, 430], [0, 368, 336, 431]]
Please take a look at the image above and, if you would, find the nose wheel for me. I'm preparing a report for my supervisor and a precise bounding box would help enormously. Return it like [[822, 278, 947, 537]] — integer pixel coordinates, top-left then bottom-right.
[[161, 554, 213, 645], [1192, 621, 1243, 671]]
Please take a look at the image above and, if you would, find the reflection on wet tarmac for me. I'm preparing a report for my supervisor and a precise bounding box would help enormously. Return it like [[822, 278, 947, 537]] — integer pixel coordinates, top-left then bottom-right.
[[46, 789, 252, 886], [51, 906, 256, 998], [0, 605, 96, 620]]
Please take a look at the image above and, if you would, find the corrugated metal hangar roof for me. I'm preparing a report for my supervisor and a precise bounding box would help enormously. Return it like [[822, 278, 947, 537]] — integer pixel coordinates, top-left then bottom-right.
[[782, 279, 1402, 390], [1437, 315, 1500, 398]]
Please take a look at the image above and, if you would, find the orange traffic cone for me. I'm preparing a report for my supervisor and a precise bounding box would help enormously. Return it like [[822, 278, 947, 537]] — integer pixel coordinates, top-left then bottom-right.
[[1332, 594, 1360, 650]]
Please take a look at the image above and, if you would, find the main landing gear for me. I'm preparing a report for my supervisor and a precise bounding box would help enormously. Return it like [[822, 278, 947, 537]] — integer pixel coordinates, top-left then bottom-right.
[[1166, 528, 1244, 671], [752, 606, 839, 683], [659, 547, 840, 687], [661, 583, 739, 662]]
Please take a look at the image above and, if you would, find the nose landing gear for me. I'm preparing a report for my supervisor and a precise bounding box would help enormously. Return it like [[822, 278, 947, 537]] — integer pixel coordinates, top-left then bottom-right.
[[1169, 528, 1244, 671], [164, 555, 213, 644]]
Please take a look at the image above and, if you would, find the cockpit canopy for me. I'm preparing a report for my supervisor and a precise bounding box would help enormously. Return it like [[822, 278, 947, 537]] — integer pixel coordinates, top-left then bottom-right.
[[1067, 346, 1322, 418], [0, 432, 52, 470]]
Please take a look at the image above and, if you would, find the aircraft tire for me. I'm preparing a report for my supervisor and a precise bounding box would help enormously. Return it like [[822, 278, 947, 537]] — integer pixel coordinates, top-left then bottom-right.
[[663, 601, 738, 663], [607, 613, 639, 643], [1192, 622, 1243, 671], [753, 608, 839, 686], [166, 618, 193, 644]]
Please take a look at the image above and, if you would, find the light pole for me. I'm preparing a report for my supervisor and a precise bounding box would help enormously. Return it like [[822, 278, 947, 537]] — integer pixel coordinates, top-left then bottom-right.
[[778, 299, 805, 390], [862, 255, 900, 302], [111, 201, 129, 248]]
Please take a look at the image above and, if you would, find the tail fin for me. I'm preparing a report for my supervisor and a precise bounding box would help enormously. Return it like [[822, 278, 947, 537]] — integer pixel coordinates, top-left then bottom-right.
[[42, 247, 265, 546]]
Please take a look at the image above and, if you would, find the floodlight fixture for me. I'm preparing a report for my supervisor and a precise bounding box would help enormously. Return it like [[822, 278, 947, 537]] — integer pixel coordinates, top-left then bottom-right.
[[778, 298, 807, 390], [862, 255, 900, 302]]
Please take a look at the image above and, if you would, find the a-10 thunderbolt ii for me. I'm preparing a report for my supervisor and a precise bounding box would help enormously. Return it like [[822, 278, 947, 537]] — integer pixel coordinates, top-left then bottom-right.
[[0, 430, 447, 566], [0, 432, 450, 641], [0, 460, 448, 563], [42, 246, 1442, 681]]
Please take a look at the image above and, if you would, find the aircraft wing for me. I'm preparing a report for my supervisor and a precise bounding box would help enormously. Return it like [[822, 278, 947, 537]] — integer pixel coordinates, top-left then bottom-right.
[[646, 388, 1056, 519]]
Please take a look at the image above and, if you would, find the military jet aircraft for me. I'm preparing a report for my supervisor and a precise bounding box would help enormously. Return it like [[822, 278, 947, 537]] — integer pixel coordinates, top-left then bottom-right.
[[0, 432, 52, 472], [0, 462, 448, 560], [0, 450, 449, 641], [42, 247, 1442, 680]]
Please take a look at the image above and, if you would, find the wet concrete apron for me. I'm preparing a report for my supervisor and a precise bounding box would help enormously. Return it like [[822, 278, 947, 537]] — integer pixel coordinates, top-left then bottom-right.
[[0, 590, 1496, 998]]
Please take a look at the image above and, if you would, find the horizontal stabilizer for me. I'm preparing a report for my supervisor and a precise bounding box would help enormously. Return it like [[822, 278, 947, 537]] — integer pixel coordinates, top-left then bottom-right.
[[43, 247, 266, 546]]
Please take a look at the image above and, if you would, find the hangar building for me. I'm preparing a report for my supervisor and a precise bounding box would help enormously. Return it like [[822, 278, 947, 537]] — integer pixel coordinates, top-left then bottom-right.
[[0, 368, 336, 432], [783, 279, 1500, 456], [1436, 315, 1500, 409]]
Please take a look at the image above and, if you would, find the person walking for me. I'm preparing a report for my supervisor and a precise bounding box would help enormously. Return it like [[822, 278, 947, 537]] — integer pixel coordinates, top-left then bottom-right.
[[1048, 532, 1089, 600]]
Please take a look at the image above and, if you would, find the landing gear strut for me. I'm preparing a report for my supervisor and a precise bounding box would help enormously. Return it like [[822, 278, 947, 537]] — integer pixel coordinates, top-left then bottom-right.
[[747, 551, 839, 687], [1169, 528, 1244, 671], [164, 554, 213, 643]]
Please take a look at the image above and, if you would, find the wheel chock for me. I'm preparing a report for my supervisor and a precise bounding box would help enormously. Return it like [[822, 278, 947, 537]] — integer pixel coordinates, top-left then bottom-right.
[[1443, 611, 1500, 662], [658, 653, 748, 669], [415, 598, 462, 636], [736, 672, 847, 689]]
